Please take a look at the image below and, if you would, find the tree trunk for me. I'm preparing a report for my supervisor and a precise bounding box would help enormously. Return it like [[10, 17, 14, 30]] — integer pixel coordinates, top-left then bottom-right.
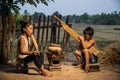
[[1, 0, 10, 63]]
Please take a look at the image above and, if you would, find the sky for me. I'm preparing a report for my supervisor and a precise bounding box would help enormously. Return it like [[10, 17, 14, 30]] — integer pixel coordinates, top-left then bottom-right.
[[19, 0, 120, 15]]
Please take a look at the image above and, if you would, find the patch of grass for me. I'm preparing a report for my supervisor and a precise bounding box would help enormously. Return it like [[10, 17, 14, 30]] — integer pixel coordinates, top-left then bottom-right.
[[94, 36, 110, 41], [95, 30, 120, 34]]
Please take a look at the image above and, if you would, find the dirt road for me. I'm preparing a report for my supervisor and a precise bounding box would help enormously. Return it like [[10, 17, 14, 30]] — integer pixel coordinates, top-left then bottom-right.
[[0, 62, 120, 80]]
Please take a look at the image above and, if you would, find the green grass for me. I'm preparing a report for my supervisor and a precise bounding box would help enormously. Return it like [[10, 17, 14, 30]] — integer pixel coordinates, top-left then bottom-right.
[[95, 30, 120, 34], [94, 36, 110, 41]]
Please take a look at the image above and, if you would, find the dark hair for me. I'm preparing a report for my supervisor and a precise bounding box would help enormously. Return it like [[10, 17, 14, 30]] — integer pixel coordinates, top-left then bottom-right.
[[83, 27, 94, 36], [19, 20, 32, 33]]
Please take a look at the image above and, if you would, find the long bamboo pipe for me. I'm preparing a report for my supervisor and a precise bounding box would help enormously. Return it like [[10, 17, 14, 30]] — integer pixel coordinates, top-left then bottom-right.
[[30, 34, 40, 55]]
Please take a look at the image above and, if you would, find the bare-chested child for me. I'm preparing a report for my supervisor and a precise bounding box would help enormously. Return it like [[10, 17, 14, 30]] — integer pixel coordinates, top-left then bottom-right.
[[16, 20, 53, 77], [74, 27, 97, 73]]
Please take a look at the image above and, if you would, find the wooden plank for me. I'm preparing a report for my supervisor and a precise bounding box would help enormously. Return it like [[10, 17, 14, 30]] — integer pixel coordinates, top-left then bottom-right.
[[33, 15, 36, 35], [49, 66, 62, 71], [11, 17, 16, 61], [57, 15, 61, 44], [50, 16, 53, 43], [41, 15, 46, 45], [65, 16, 71, 51], [0, 16, 2, 24], [62, 16, 70, 49], [52, 23, 57, 43], [45, 15, 50, 46], [89, 63, 100, 72], [7, 14, 12, 62], [65, 16, 71, 43], [37, 15, 41, 44], [62, 30, 66, 47]]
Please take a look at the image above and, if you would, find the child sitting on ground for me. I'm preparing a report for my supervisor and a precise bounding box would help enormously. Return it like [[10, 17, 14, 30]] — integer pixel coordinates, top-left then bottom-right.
[[16, 20, 53, 77], [74, 27, 98, 73]]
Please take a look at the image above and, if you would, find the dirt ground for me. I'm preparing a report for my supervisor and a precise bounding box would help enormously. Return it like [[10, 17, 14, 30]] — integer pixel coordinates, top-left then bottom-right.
[[0, 39, 120, 80], [0, 61, 120, 80]]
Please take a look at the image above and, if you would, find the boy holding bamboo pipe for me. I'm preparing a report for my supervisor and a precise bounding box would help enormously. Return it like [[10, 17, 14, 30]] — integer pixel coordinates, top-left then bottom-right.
[[74, 27, 98, 73]]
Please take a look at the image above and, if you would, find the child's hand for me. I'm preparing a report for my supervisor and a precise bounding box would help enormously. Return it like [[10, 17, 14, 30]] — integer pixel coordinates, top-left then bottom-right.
[[78, 36, 84, 41], [32, 51, 39, 55]]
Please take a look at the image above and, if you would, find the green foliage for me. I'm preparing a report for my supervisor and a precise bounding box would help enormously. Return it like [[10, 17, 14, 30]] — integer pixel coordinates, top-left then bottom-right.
[[2, 0, 54, 14], [67, 11, 120, 25], [12, 13, 23, 28]]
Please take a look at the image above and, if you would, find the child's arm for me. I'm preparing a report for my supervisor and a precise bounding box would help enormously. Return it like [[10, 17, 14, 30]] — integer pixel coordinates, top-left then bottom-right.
[[19, 37, 39, 55], [19, 37, 33, 55], [29, 41, 34, 51], [78, 42, 83, 50], [78, 36, 95, 49]]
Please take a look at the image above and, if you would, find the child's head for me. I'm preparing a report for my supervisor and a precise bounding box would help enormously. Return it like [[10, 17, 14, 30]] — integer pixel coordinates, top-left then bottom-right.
[[83, 27, 94, 40], [20, 20, 33, 36]]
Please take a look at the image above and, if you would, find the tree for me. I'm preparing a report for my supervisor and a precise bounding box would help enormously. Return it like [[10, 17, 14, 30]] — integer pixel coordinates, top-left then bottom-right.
[[80, 12, 90, 23], [23, 10, 29, 16], [52, 11, 61, 16], [4, 0, 54, 13], [0, 0, 54, 63]]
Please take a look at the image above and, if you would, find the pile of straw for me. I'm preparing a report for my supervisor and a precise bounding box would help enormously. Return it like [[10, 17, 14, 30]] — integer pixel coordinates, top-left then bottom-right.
[[99, 41, 120, 65]]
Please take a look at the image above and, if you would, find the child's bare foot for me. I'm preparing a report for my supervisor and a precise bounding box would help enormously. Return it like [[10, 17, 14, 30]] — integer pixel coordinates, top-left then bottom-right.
[[40, 69, 53, 77], [84, 65, 89, 73], [74, 64, 82, 68]]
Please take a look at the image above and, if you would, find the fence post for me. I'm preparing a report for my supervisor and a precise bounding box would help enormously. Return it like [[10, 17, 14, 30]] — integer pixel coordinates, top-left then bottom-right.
[[52, 23, 57, 43], [0, 32, 1, 63]]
